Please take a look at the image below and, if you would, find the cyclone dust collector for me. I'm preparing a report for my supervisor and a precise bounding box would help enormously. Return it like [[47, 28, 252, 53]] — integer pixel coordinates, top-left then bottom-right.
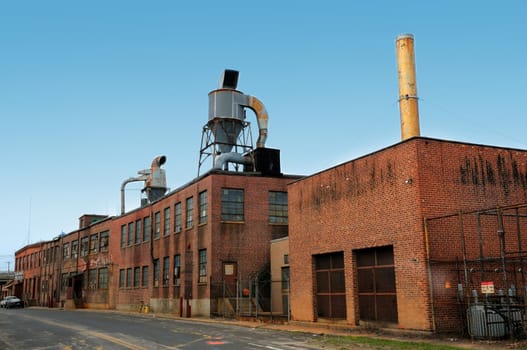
[[198, 69, 270, 175], [120, 155, 167, 214]]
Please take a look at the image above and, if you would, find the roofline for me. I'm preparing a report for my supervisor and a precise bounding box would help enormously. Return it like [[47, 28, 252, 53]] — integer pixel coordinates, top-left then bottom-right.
[[289, 136, 527, 185]]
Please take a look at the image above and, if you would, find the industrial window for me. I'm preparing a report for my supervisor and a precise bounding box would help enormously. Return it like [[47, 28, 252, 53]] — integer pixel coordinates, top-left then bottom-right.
[[163, 256, 170, 287], [269, 191, 288, 224], [89, 269, 97, 290], [356, 245, 398, 323], [134, 267, 140, 288], [80, 237, 89, 257], [128, 222, 134, 246], [163, 207, 171, 236], [154, 211, 161, 239], [199, 191, 208, 224], [98, 267, 108, 289], [63, 243, 70, 259], [121, 225, 127, 248], [221, 188, 244, 221], [282, 266, 290, 290], [174, 202, 182, 233], [126, 268, 132, 288], [315, 252, 346, 320], [142, 266, 149, 288], [199, 249, 207, 283], [72, 240, 78, 258], [135, 219, 142, 244], [143, 216, 151, 242], [186, 197, 194, 229], [61, 273, 68, 291], [153, 259, 160, 287], [90, 233, 98, 254], [99, 231, 109, 252], [174, 254, 181, 285]]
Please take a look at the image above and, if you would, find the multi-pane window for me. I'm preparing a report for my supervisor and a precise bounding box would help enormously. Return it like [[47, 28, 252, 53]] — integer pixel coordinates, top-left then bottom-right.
[[128, 222, 134, 246], [71, 240, 78, 258], [269, 191, 288, 224], [174, 254, 181, 285], [134, 267, 140, 288], [100, 231, 109, 252], [80, 237, 89, 257], [88, 269, 97, 289], [135, 219, 142, 245], [63, 243, 70, 259], [126, 268, 132, 288], [142, 266, 149, 288], [199, 249, 207, 283], [154, 211, 161, 239], [90, 233, 98, 254], [281, 267, 290, 290], [121, 225, 127, 248], [199, 191, 208, 224], [221, 188, 244, 221], [153, 259, 160, 287], [174, 202, 182, 233], [163, 207, 171, 236], [99, 267, 108, 289], [143, 216, 151, 242], [163, 256, 170, 287], [186, 197, 194, 228]]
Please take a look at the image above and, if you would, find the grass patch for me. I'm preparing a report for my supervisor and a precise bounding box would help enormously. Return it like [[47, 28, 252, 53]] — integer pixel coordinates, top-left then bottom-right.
[[315, 335, 466, 350]]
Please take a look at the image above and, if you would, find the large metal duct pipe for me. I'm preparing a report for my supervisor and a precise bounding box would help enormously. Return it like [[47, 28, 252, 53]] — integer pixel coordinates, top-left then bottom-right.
[[396, 33, 421, 140]]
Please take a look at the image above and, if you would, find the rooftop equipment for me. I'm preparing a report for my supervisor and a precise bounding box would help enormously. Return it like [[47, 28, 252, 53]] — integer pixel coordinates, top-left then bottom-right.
[[396, 33, 421, 140], [120, 155, 167, 214], [198, 69, 269, 174]]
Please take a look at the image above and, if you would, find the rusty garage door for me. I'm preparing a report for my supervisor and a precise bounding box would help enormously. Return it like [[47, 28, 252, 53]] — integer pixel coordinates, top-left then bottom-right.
[[315, 252, 346, 319], [356, 245, 398, 323]]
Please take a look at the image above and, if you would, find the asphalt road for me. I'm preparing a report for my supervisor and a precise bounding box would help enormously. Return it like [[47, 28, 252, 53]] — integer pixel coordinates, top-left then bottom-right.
[[0, 307, 325, 350]]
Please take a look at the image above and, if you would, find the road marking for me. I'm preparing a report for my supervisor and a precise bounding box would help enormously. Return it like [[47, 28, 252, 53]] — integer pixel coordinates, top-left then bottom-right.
[[19, 314, 148, 350], [248, 343, 284, 350]]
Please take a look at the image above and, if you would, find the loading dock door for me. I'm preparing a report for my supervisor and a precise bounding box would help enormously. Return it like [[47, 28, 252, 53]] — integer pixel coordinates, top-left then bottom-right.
[[356, 245, 398, 323], [315, 252, 346, 319]]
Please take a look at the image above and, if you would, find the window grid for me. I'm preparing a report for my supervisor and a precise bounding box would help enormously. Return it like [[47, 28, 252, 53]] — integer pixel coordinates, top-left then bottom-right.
[[199, 249, 207, 283], [199, 191, 208, 224], [221, 188, 244, 221], [154, 211, 161, 239], [174, 202, 182, 233], [269, 191, 288, 224], [164, 207, 171, 236], [186, 197, 194, 229]]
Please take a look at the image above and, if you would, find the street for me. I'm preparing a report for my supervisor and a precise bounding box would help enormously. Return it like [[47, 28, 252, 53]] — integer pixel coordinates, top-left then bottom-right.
[[0, 307, 324, 350]]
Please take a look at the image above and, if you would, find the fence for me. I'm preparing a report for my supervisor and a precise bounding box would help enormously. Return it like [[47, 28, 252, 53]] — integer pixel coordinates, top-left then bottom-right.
[[210, 274, 290, 321], [425, 203, 527, 339]]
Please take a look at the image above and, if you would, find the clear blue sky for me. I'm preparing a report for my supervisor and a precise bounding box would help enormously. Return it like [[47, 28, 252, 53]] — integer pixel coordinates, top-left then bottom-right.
[[1, 1, 526, 270]]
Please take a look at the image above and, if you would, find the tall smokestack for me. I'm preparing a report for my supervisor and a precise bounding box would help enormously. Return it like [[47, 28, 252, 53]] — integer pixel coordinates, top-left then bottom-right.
[[396, 33, 420, 140]]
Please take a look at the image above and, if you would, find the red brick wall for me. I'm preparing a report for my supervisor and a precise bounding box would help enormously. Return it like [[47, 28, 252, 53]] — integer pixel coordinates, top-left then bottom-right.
[[289, 138, 527, 332]]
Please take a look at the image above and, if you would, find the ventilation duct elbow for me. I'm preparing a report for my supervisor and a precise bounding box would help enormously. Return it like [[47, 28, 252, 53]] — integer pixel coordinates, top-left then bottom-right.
[[246, 95, 268, 148], [213, 152, 253, 170]]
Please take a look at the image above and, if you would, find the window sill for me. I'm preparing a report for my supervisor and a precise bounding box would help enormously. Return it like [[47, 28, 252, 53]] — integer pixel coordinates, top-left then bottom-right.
[[220, 221, 245, 224]]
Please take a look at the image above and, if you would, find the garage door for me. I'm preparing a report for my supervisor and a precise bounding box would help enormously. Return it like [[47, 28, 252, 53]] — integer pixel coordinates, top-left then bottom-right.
[[315, 252, 346, 319], [356, 246, 398, 323]]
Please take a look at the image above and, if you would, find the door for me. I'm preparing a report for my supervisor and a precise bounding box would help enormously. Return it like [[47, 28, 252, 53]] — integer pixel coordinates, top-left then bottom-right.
[[315, 252, 346, 319], [356, 245, 398, 323]]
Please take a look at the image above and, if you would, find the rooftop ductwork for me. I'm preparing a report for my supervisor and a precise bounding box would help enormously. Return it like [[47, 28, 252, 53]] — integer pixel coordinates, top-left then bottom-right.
[[199, 70, 270, 174], [120, 155, 167, 214]]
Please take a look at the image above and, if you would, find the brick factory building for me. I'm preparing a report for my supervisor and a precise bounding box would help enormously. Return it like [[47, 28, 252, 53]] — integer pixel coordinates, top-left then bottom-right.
[[288, 137, 527, 335]]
